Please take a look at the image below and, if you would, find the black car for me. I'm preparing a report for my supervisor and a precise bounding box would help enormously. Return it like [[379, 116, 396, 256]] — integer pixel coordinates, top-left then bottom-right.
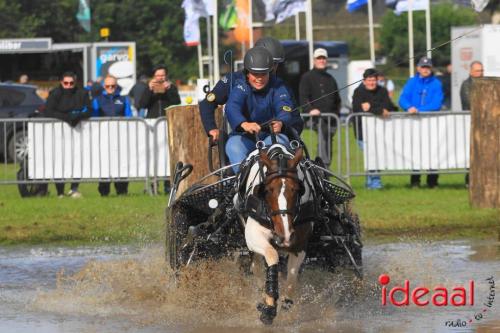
[[0, 83, 45, 162]]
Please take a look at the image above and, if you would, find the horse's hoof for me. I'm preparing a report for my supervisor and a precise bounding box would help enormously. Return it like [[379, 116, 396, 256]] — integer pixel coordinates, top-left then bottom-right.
[[281, 298, 294, 311], [257, 302, 276, 325]]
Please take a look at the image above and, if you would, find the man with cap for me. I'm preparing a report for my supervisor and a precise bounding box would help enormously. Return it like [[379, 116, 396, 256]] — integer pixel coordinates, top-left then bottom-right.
[[225, 47, 295, 173], [299, 48, 341, 169], [399, 56, 444, 188], [198, 37, 303, 144]]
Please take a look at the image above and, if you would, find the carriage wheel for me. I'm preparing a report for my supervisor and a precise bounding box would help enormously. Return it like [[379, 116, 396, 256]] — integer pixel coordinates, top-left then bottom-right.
[[16, 161, 49, 198], [166, 205, 192, 270]]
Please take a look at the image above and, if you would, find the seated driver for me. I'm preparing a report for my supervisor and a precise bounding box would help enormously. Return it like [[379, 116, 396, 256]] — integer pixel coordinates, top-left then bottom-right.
[[225, 46, 295, 173]]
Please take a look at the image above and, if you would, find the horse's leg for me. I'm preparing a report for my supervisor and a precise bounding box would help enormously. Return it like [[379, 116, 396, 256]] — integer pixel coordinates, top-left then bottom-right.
[[245, 218, 279, 325], [282, 250, 306, 310]]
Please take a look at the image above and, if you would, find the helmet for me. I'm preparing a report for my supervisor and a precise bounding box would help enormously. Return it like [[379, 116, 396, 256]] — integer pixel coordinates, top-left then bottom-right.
[[255, 37, 285, 63], [243, 47, 273, 73]]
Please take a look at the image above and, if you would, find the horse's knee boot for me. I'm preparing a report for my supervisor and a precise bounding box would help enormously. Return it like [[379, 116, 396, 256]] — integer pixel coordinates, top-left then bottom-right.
[[257, 303, 277, 325], [265, 264, 279, 300]]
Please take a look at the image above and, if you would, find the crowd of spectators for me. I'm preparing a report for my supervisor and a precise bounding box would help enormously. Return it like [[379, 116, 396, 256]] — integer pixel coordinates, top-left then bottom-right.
[[27, 40, 483, 196]]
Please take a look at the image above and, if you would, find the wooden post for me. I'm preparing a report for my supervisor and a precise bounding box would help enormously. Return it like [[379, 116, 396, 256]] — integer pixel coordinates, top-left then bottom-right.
[[167, 105, 222, 196], [469, 77, 500, 208]]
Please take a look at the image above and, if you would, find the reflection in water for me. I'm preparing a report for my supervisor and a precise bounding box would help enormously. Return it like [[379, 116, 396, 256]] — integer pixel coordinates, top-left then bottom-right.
[[0, 240, 499, 332]]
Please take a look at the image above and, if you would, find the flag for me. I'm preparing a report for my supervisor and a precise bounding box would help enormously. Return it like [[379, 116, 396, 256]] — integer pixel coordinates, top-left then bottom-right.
[[182, 0, 214, 46], [234, 0, 250, 43], [262, 0, 306, 24], [219, 0, 238, 31], [470, 0, 489, 11], [76, 0, 91, 33], [394, 0, 429, 14], [346, 0, 368, 12]]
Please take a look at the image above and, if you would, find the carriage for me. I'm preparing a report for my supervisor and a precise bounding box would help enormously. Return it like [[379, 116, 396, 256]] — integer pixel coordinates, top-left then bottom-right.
[[166, 127, 363, 278]]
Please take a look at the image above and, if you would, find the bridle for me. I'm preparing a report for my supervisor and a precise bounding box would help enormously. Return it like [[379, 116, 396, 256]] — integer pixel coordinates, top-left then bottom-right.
[[262, 153, 305, 225]]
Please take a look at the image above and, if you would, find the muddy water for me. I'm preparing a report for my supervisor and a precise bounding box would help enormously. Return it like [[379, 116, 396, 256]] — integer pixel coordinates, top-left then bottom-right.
[[0, 240, 499, 333]]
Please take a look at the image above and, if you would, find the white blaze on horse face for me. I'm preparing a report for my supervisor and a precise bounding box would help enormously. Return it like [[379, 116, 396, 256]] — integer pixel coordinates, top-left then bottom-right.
[[278, 178, 291, 244]]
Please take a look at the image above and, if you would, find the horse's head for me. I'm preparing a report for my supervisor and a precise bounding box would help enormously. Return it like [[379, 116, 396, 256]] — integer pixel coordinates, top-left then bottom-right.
[[259, 147, 304, 248]]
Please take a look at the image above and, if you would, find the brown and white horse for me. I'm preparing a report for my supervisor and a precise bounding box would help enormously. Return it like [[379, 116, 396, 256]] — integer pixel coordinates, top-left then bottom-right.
[[241, 144, 313, 325]]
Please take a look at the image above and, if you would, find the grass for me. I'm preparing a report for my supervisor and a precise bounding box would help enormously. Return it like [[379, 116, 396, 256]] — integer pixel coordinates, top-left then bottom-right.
[[0, 125, 498, 246]]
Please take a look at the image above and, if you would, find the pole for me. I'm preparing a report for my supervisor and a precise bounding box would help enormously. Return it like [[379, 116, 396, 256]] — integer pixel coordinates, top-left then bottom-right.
[[206, 17, 214, 86], [249, 0, 254, 47], [197, 43, 203, 78], [213, 0, 220, 82], [425, 0, 431, 58], [295, 12, 300, 41], [367, 0, 375, 65], [305, 0, 313, 68], [408, 0, 414, 77]]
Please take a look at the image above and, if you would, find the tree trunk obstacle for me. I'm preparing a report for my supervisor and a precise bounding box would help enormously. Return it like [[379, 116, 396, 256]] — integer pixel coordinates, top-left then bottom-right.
[[167, 105, 222, 196], [469, 77, 500, 208]]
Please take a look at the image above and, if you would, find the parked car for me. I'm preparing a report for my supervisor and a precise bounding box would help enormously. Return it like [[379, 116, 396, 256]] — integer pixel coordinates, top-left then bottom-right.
[[0, 83, 45, 162]]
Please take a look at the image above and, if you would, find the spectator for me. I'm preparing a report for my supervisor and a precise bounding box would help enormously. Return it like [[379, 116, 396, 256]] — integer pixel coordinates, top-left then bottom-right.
[[438, 62, 452, 110], [460, 61, 484, 111], [18, 74, 29, 84], [129, 74, 149, 117], [84, 80, 93, 92], [460, 61, 483, 187], [299, 48, 341, 169], [352, 68, 397, 189], [139, 65, 181, 194], [90, 76, 104, 98], [399, 56, 443, 188], [138, 65, 181, 119], [377, 71, 395, 99], [92, 75, 132, 196], [45, 71, 92, 198]]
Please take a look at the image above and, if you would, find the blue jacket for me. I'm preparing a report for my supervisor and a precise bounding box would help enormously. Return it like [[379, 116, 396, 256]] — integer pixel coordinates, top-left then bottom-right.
[[199, 72, 303, 135], [226, 77, 294, 135], [199, 71, 244, 133], [399, 73, 443, 112], [92, 88, 132, 117]]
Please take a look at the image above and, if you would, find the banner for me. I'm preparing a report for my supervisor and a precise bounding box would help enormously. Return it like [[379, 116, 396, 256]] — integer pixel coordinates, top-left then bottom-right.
[[76, 0, 91, 33], [234, 0, 250, 43], [394, 0, 429, 14], [182, 0, 215, 46], [361, 114, 470, 171], [262, 0, 306, 24], [346, 0, 368, 12], [94, 44, 135, 95], [220, 0, 238, 31]]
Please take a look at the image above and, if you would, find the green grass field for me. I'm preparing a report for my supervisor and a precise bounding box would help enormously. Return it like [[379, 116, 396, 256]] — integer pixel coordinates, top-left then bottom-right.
[[0, 125, 498, 246]]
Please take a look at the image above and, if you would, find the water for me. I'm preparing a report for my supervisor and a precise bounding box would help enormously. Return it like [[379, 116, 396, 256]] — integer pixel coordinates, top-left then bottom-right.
[[0, 239, 499, 333]]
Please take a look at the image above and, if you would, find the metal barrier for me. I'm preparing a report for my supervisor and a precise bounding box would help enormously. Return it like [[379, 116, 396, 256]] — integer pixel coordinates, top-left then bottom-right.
[[1, 118, 153, 191], [344, 112, 471, 180], [300, 113, 342, 176]]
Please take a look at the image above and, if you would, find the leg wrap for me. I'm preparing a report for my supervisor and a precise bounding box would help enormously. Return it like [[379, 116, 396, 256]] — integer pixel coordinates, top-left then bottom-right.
[[265, 264, 279, 300]]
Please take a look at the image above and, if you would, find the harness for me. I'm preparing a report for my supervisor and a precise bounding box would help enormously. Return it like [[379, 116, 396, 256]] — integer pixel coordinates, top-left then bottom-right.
[[242, 147, 311, 231]]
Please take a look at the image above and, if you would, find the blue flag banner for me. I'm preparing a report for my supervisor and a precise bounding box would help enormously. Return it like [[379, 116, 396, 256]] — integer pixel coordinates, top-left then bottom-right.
[[76, 0, 91, 33], [346, 0, 368, 12]]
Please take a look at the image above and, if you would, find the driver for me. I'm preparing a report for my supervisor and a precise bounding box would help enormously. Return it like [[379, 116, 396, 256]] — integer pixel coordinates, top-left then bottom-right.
[[225, 47, 295, 173], [199, 37, 303, 142]]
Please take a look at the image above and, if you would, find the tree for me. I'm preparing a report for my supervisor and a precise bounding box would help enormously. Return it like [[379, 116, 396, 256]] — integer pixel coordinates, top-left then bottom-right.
[[0, 0, 198, 82], [379, 3, 477, 67]]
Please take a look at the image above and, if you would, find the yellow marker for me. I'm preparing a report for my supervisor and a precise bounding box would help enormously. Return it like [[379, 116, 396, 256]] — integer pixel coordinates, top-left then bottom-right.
[[283, 106, 292, 112], [207, 93, 216, 102], [186, 96, 193, 104]]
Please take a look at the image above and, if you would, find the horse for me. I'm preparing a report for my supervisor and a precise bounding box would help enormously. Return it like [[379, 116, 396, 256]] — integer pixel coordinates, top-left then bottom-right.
[[238, 143, 314, 325]]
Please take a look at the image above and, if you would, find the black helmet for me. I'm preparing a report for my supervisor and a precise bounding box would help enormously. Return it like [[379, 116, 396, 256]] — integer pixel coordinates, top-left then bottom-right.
[[255, 37, 285, 63], [243, 47, 273, 73]]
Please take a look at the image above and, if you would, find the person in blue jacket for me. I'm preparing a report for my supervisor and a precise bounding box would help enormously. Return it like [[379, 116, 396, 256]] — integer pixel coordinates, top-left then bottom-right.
[[92, 75, 133, 196], [225, 47, 295, 173], [399, 56, 444, 188], [199, 37, 303, 143]]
